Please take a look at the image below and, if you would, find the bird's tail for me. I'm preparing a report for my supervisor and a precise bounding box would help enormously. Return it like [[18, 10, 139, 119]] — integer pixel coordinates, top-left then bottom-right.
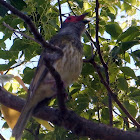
[[12, 104, 34, 140]]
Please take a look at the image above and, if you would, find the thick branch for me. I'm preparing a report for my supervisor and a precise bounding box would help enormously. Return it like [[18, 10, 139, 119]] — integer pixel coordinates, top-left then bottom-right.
[[0, 87, 140, 140]]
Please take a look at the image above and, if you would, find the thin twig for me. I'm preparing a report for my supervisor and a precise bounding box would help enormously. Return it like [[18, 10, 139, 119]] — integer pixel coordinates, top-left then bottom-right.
[[0, 134, 5, 140], [95, 0, 113, 126], [66, 0, 96, 48], [3, 22, 41, 45], [58, 0, 63, 27], [34, 124, 40, 140], [113, 109, 134, 126], [4, 61, 25, 75], [67, 0, 76, 15]]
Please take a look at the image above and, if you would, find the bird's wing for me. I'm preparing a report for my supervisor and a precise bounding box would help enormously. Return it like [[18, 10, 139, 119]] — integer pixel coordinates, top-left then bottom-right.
[[28, 51, 48, 95], [28, 47, 63, 99]]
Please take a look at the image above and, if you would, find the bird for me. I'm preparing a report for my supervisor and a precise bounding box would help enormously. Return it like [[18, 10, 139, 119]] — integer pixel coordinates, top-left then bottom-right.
[[12, 13, 89, 140]]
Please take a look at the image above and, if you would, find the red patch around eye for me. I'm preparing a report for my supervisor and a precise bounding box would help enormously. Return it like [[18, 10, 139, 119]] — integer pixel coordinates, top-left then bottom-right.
[[64, 14, 86, 23], [64, 16, 77, 23]]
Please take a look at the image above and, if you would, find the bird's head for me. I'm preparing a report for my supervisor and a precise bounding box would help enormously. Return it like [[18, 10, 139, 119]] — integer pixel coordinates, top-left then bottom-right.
[[61, 13, 89, 37], [64, 13, 89, 24]]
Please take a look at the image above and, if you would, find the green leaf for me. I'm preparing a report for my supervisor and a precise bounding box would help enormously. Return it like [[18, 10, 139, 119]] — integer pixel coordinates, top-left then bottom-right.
[[10, 39, 41, 61], [0, 50, 18, 60], [11, 18, 23, 28], [121, 3, 131, 12], [10, 0, 27, 10], [83, 2, 91, 11], [136, 76, 140, 86], [81, 63, 94, 76], [124, 52, 130, 63], [0, 4, 8, 17], [76, 94, 89, 113], [105, 22, 122, 39], [119, 40, 139, 53], [120, 66, 136, 79], [129, 90, 140, 98], [76, 0, 83, 8], [23, 67, 35, 84], [123, 101, 137, 118], [131, 50, 140, 67], [118, 77, 128, 91], [10, 39, 29, 51], [101, 108, 110, 123], [0, 42, 6, 49], [108, 6, 116, 15], [131, 50, 140, 59], [0, 60, 16, 71], [117, 26, 140, 42], [83, 44, 92, 59]]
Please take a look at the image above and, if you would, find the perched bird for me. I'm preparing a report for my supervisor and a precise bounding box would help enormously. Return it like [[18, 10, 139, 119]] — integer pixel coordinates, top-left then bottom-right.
[[12, 13, 89, 140]]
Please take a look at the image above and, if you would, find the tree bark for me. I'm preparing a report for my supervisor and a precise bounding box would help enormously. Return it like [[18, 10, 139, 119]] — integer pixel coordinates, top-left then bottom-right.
[[0, 87, 140, 140]]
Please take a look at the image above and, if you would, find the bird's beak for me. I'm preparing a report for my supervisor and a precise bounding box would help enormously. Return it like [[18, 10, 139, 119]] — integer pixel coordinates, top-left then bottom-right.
[[78, 13, 89, 20], [78, 13, 90, 24]]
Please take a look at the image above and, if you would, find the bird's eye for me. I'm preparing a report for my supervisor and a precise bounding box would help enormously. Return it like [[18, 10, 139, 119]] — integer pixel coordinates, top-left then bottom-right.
[[67, 17, 71, 20]]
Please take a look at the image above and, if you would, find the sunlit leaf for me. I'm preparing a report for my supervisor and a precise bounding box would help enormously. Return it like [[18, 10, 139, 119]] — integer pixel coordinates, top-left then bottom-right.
[[108, 6, 116, 15]]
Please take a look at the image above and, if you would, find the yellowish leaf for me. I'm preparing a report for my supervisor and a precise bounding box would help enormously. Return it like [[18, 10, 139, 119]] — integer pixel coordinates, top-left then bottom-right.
[[83, 2, 91, 11], [1, 93, 20, 129], [10, 136, 16, 140], [4, 82, 11, 90], [12, 79, 20, 93], [34, 118, 54, 131], [14, 76, 28, 92]]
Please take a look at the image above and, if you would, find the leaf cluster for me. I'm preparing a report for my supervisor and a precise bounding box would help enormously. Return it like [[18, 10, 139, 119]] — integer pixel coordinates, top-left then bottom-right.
[[0, 0, 140, 139]]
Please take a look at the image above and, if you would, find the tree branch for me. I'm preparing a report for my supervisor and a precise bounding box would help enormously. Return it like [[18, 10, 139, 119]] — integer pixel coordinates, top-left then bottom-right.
[[0, 87, 140, 140], [0, 134, 5, 140], [87, 57, 140, 128], [44, 58, 67, 113], [3, 22, 40, 45], [0, 0, 66, 113], [0, 0, 63, 56], [95, 0, 113, 126], [58, 0, 63, 27], [66, 0, 138, 128]]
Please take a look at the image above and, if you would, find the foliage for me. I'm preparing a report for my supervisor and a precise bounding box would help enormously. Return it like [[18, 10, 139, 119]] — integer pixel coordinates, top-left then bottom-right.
[[0, 0, 140, 139]]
